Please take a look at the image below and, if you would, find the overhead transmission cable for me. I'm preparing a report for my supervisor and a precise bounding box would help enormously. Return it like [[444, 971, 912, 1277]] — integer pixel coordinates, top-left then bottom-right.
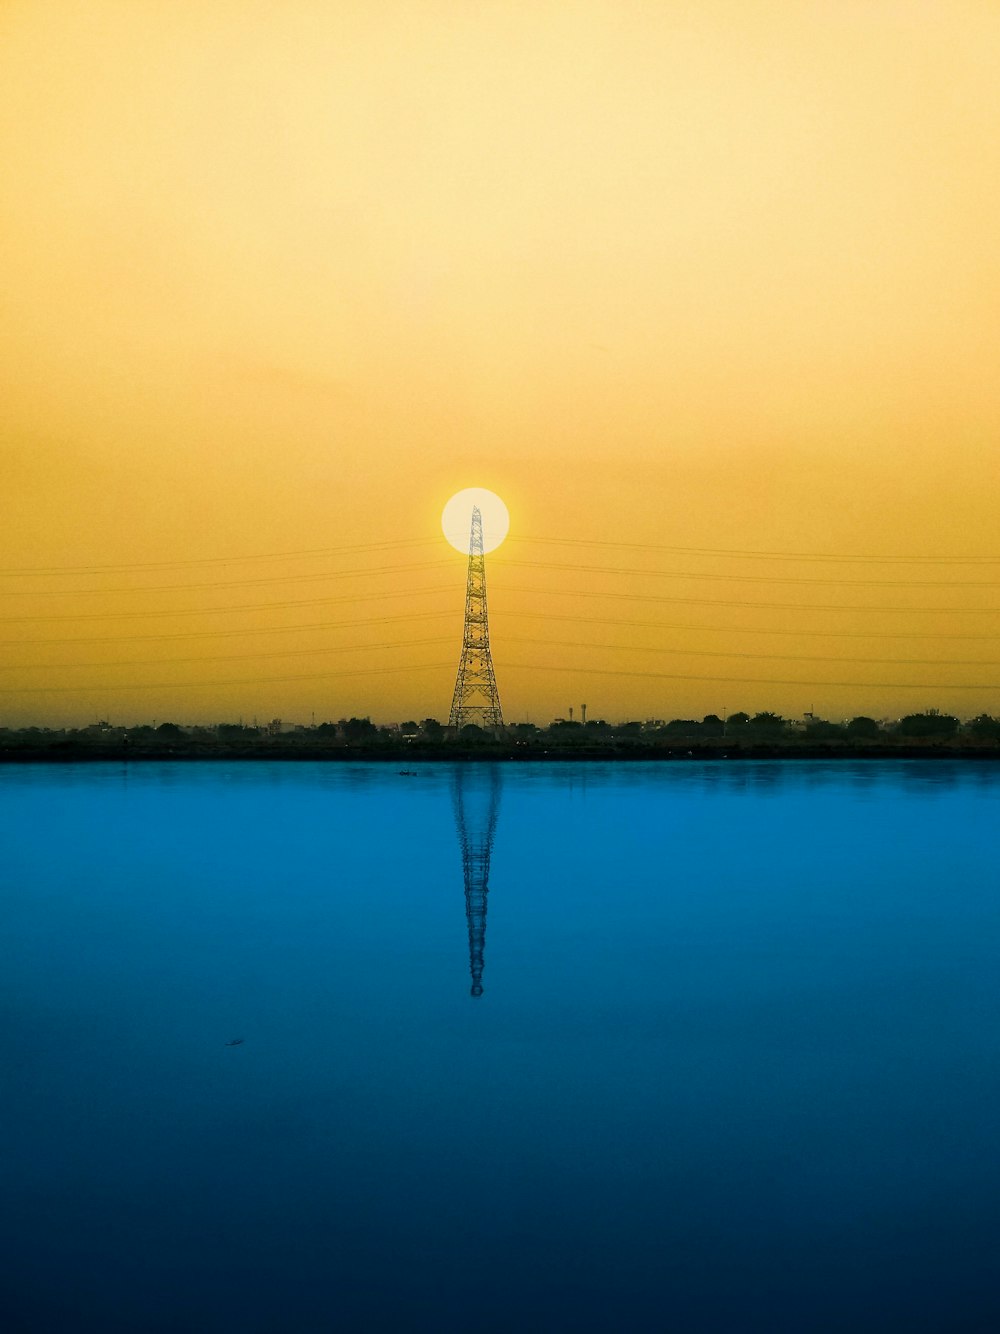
[[500, 558, 1000, 590], [0, 585, 458, 625], [5, 654, 998, 696], [10, 606, 1000, 651], [9, 634, 1000, 676], [500, 661, 1000, 692], [0, 536, 441, 578], [0, 559, 452, 598], [0, 609, 456, 648], [510, 536, 1000, 566], [2, 636, 456, 673], [0, 660, 455, 696], [10, 555, 1000, 597], [5, 532, 1000, 577], [500, 611, 1000, 644], [502, 636, 1000, 670], [7, 576, 1000, 626], [496, 586, 1000, 616]]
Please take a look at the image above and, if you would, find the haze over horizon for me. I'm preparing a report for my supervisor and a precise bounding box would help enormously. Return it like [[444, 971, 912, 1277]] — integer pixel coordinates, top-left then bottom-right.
[[3, 1, 1000, 727]]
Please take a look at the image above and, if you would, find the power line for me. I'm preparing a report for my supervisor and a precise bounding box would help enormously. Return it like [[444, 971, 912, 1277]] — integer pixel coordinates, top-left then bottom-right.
[[0, 559, 451, 598], [7, 575, 1000, 626], [0, 537, 440, 577], [5, 531, 998, 577], [510, 611, 1000, 644], [6, 631, 999, 677], [1, 636, 454, 673], [500, 661, 1000, 692], [0, 585, 458, 625], [503, 635, 1000, 670], [0, 660, 455, 696], [502, 558, 1000, 590], [7, 606, 1000, 652], [0, 609, 455, 648], [1, 645, 997, 699], [496, 585, 1000, 616], [7, 651, 995, 696], [511, 536, 1000, 566]]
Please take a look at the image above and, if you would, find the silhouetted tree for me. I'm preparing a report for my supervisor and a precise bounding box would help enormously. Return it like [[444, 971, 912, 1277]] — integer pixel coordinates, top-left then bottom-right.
[[966, 714, 1000, 740], [341, 717, 378, 741], [548, 720, 582, 738], [749, 711, 787, 737], [509, 722, 540, 739], [421, 718, 444, 739], [804, 720, 843, 740], [896, 711, 959, 739], [583, 719, 610, 734], [399, 720, 420, 735], [156, 723, 184, 738], [662, 719, 702, 739], [846, 716, 881, 739], [701, 714, 724, 737], [217, 723, 258, 738]]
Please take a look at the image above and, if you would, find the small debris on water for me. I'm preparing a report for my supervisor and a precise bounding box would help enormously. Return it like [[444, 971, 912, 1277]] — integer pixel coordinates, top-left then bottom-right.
[[224, 1038, 244, 1047]]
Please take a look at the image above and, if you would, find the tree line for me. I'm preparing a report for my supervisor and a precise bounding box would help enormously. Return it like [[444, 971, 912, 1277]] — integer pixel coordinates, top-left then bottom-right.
[[3, 708, 1000, 756]]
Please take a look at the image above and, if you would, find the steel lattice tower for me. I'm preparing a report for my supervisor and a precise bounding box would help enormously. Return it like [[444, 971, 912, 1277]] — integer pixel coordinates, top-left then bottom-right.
[[448, 505, 503, 734], [452, 765, 501, 997]]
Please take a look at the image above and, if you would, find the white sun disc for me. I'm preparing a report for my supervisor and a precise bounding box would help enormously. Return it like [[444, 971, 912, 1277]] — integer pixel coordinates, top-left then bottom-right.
[[442, 489, 510, 555]]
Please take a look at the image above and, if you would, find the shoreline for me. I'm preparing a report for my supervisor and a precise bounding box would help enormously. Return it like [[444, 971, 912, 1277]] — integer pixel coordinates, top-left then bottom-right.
[[3, 742, 1000, 763]]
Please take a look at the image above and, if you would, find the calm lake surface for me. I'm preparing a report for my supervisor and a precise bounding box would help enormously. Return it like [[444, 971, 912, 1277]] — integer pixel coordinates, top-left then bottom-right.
[[2, 760, 999, 1332]]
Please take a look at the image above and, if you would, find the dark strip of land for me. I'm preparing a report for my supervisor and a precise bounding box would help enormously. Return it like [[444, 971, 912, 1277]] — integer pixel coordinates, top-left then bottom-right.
[[3, 738, 1000, 762], [5, 710, 999, 760]]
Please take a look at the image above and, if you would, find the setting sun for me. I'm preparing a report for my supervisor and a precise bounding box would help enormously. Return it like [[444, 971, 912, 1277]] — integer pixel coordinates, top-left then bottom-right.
[[441, 489, 510, 555]]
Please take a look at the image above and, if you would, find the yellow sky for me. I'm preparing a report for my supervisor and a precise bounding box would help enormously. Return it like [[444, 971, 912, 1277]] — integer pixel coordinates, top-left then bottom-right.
[[3, 0, 1000, 726]]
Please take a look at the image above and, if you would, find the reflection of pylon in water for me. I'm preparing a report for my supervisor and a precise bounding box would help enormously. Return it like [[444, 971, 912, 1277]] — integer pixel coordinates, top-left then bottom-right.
[[452, 766, 501, 998], [449, 506, 503, 735]]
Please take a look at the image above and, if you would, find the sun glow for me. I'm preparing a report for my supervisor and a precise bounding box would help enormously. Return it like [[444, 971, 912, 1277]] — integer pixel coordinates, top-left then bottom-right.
[[442, 489, 510, 555]]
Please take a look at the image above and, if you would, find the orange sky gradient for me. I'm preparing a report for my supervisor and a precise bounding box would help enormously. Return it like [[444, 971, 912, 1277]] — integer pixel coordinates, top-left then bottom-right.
[[3, 0, 1000, 727]]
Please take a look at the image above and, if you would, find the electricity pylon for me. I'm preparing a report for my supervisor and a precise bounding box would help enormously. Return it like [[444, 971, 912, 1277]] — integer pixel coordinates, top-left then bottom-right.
[[452, 765, 501, 997], [448, 505, 503, 734]]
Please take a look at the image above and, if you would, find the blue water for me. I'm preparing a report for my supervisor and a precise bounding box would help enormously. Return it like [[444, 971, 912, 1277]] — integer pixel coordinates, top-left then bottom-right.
[[2, 760, 999, 1332]]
